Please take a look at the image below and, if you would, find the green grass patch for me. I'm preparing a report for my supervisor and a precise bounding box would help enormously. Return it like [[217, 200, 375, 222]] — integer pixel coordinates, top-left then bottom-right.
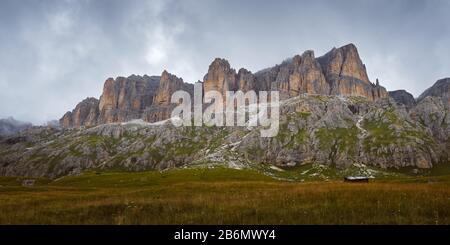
[[315, 126, 359, 162]]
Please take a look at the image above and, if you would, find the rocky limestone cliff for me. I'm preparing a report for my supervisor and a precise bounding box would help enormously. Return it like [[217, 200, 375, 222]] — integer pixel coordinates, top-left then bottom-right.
[[316, 44, 388, 100], [98, 75, 160, 124], [237, 68, 257, 92], [253, 44, 388, 100], [255, 51, 329, 99], [153, 70, 193, 105], [60, 97, 99, 128], [318, 44, 370, 84], [61, 44, 400, 128], [288, 51, 330, 97], [203, 58, 239, 98], [60, 73, 198, 127], [418, 78, 450, 105], [389, 90, 416, 109], [142, 70, 194, 122]]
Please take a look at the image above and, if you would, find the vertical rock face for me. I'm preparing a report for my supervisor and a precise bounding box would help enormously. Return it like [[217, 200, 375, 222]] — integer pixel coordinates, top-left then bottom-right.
[[143, 70, 194, 122], [317, 44, 388, 100], [418, 78, 450, 105], [203, 58, 262, 98], [252, 44, 387, 100], [97, 78, 118, 124], [203, 58, 238, 98], [256, 51, 329, 99], [237, 68, 256, 92], [389, 90, 416, 109], [153, 71, 193, 105], [318, 44, 370, 83], [60, 72, 197, 127], [60, 43, 391, 128], [60, 97, 99, 128], [372, 79, 389, 100], [98, 75, 160, 124], [287, 51, 329, 97]]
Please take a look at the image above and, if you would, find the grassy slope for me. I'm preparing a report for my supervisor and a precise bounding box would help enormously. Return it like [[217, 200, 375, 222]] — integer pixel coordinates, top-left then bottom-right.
[[1, 167, 450, 225]]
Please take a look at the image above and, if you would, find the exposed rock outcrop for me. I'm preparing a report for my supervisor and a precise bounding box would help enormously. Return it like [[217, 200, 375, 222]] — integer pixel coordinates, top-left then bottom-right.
[[153, 70, 193, 105], [418, 78, 450, 105], [316, 44, 388, 100], [318, 44, 370, 84], [411, 96, 450, 163], [60, 73, 199, 127], [389, 90, 416, 109], [239, 96, 428, 169], [203, 58, 238, 98], [237, 68, 257, 92], [288, 51, 330, 97], [411, 96, 450, 142], [98, 75, 160, 124], [3, 94, 449, 178], [255, 51, 329, 99], [59, 43, 408, 129], [253, 44, 388, 100], [60, 97, 99, 128], [143, 71, 195, 122]]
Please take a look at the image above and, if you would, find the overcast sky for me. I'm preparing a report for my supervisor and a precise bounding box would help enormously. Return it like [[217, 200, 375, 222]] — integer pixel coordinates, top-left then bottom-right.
[[0, 0, 449, 124]]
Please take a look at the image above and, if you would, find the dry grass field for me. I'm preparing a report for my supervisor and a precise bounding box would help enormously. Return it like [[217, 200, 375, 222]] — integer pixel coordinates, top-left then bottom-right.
[[1, 167, 450, 224]]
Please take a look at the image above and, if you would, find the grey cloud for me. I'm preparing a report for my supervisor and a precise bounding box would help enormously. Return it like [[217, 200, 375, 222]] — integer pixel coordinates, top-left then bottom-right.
[[0, 0, 449, 124]]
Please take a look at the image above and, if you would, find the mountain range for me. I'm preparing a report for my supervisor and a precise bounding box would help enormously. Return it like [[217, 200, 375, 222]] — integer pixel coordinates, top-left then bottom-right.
[[0, 43, 449, 178], [60, 44, 390, 127]]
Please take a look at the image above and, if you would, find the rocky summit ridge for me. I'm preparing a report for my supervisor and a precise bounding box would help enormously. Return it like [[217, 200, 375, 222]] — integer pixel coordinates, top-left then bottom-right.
[[60, 44, 389, 128]]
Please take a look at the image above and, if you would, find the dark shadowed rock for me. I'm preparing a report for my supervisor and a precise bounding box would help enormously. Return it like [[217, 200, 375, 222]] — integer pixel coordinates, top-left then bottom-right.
[[389, 90, 416, 109], [60, 97, 99, 128], [237, 68, 257, 92], [98, 75, 160, 124], [418, 78, 450, 105]]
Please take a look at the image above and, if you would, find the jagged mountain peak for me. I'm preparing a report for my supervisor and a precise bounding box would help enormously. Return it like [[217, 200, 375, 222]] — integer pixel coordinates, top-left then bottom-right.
[[418, 78, 450, 104], [60, 43, 393, 128], [154, 70, 192, 106], [317, 43, 370, 84], [209, 58, 232, 70]]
